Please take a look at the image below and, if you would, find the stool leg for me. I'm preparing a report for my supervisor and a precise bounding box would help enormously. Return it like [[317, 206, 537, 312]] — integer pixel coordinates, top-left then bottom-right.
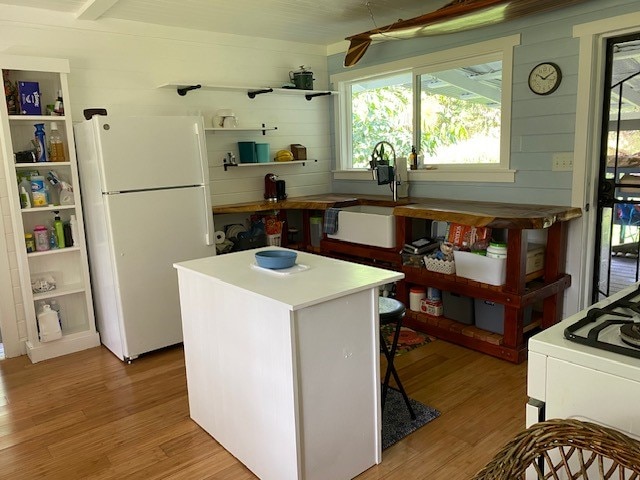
[[381, 321, 416, 419]]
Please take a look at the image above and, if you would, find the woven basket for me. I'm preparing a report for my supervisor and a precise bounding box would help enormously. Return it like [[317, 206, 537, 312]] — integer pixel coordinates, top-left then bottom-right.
[[472, 418, 640, 480], [424, 256, 455, 274]]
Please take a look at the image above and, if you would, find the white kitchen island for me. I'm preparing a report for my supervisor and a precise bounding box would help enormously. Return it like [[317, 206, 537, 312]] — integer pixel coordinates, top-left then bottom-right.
[[174, 247, 404, 480]]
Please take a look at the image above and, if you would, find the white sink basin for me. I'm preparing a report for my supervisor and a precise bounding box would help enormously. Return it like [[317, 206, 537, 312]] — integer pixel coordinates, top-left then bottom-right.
[[327, 205, 396, 248]]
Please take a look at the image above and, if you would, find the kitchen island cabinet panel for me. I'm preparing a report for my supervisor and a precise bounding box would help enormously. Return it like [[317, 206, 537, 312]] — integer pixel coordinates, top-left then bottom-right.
[[174, 248, 403, 480]]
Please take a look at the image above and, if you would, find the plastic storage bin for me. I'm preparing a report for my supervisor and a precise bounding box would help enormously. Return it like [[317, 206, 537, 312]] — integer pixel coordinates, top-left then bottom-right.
[[474, 299, 533, 334], [453, 250, 506, 286], [442, 291, 474, 325]]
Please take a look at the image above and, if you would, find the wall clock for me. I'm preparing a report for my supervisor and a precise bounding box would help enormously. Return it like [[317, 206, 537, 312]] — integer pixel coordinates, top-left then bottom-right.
[[528, 62, 562, 96]]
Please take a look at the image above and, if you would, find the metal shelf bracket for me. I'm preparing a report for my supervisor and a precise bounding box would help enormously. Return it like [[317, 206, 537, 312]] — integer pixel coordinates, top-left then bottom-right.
[[305, 92, 332, 101], [177, 85, 202, 96], [248, 88, 274, 99]]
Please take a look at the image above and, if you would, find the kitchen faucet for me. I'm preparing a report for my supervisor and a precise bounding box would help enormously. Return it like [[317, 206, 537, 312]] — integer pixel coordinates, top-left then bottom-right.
[[370, 141, 401, 202]]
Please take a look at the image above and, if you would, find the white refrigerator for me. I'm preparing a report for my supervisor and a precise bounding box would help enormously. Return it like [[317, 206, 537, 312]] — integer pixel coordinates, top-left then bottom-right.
[[74, 115, 216, 362]]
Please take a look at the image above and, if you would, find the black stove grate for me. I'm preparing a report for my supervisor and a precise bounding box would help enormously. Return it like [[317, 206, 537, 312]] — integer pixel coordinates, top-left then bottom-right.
[[564, 285, 640, 360]]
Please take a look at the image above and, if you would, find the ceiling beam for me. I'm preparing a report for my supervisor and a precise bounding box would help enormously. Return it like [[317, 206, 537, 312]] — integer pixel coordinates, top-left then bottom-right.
[[76, 0, 120, 20]]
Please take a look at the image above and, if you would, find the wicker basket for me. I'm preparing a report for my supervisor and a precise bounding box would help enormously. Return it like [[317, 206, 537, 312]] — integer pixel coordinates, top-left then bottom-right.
[[424, 256, 455, 274], [472, 418, 640, 480]]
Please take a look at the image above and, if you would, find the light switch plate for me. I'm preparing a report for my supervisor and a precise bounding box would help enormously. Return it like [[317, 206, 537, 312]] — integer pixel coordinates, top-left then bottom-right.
[[552, 152, 573, 171]]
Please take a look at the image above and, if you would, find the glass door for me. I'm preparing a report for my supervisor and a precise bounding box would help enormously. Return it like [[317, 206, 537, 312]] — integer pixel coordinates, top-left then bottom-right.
[[594, 33, 640, 302]]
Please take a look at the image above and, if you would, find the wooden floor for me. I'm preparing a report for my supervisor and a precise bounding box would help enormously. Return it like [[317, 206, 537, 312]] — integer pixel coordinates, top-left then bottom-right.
[[0, 340, 527, 479]]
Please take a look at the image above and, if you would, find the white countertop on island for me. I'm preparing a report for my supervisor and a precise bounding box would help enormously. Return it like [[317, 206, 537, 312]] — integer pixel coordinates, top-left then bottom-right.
[[174, 246, 404, 311]]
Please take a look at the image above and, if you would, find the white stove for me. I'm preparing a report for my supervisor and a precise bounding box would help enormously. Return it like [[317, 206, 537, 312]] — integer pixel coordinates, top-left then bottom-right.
[[527, 282, 640, 440]]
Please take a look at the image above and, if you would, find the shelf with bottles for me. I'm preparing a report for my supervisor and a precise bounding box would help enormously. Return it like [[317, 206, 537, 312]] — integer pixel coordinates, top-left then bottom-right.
[[3, 67, 65, 117], [21, 204, 76, 214], [9, 114, 67, 122], [16, 168, 76, 210], [2, 54, 98, 363], [34, 291, 90, 337], [9, 119, 69, 164], [27, 246, 81, 258]]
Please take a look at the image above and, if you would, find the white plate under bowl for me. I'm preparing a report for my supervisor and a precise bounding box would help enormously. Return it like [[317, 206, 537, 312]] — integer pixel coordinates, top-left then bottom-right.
[[251, 263, 310, 275]]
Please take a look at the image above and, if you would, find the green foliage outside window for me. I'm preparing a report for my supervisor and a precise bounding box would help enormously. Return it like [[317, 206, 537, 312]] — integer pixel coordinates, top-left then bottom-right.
[[350, 77, 501, 168]]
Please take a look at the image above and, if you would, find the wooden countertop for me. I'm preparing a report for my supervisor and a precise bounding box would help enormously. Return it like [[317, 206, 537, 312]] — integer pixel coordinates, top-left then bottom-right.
[[393, 199, 582, 229], [212, 194, 413, 213], [213, 194, 582, 229]]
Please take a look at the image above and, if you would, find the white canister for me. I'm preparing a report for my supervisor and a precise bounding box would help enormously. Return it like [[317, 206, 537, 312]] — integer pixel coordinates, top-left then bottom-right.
[[487, 242, 507, 259], [409, 287, 427, 311], [37, 303, 62, 342]]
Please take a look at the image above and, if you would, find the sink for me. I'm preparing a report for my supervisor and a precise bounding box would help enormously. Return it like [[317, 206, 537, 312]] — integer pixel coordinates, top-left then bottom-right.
[[327, 205, 396, 248]]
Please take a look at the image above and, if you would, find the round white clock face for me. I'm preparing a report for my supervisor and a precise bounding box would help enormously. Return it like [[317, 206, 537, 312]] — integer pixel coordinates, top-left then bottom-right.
[[528, 62, 562, 96]]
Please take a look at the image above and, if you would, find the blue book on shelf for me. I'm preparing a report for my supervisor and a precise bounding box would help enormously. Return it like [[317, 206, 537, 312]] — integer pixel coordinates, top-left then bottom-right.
[[18, 81, 41, 115]]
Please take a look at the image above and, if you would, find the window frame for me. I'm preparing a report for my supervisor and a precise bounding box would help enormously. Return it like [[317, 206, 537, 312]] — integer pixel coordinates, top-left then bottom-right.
[[331, 35, 520, 183]]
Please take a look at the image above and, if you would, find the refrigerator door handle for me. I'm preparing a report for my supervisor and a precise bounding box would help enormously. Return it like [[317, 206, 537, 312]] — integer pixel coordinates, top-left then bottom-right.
[[194, 121, 215, 246]]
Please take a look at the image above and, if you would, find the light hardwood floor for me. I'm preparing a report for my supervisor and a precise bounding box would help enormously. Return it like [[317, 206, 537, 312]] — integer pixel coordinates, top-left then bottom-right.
[[0, 339, 527, 479]]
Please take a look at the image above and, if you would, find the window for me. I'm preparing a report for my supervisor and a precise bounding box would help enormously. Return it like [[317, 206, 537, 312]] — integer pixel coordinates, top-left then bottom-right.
[[332, 36, 517, 176], [417, 57, 502, 165], [350, 72, 413, 168]]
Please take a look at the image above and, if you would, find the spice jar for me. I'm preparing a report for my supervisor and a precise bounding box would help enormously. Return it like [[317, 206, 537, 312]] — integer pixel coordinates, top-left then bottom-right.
[[25, 233, 35, 253], [33, 225, 50, 251]]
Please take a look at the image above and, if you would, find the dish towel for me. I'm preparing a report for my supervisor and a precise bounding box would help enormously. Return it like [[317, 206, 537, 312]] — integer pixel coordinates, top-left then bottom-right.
[[324, 208, 340, 234]]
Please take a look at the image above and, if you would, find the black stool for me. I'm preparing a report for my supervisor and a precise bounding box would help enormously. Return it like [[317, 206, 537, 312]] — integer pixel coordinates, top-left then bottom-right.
[[378, 296, 416, 419]]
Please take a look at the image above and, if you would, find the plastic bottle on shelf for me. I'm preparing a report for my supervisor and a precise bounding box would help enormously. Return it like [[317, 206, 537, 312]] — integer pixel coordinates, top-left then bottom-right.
[[53, 211, 65, 248], [33, 225, 49, 251], [48, 122, 66, 162], [36, 303, 62, 342], [69, 214, 78, 246], [49, 228, 57, 249], [19, 185, 31, 208], [54, 90, 64, 116], [30, 175, 48, 207], [34, 123, 47, 163], [24, 233, 35, 253]]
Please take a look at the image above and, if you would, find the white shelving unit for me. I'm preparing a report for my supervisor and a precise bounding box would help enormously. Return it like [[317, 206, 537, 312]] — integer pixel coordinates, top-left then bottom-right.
[[0, 54, 100, 362], [158, 82, 338, 101]]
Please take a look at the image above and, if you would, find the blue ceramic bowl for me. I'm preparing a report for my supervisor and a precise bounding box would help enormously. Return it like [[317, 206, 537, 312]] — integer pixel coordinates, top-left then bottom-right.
[[255, 250, 297, 269]]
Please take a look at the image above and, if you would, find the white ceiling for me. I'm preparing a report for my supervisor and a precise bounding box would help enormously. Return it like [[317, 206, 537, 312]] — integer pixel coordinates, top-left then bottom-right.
[[0, 0, 448, 46]]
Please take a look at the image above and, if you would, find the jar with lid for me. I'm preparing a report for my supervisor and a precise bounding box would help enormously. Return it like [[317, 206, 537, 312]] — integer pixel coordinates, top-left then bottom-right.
[[486, 242, 507, 259], [33, 225, 49, 251], [409, 286, 427, 311]]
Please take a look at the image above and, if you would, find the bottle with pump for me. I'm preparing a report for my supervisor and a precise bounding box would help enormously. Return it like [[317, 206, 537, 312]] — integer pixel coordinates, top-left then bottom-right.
[[48, 122, 66, 162], [34, 123, 47, 162], [53, 211, 65, 248]]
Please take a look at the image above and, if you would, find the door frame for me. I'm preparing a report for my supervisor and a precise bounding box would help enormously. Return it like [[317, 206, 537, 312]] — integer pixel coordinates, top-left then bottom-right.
[[0, 204, 24, 358], [570, 11, 640, 312]]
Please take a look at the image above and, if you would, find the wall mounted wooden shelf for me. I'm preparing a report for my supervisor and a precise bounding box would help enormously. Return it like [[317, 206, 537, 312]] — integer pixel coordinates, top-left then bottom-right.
[[158, 83, 338, 101]]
